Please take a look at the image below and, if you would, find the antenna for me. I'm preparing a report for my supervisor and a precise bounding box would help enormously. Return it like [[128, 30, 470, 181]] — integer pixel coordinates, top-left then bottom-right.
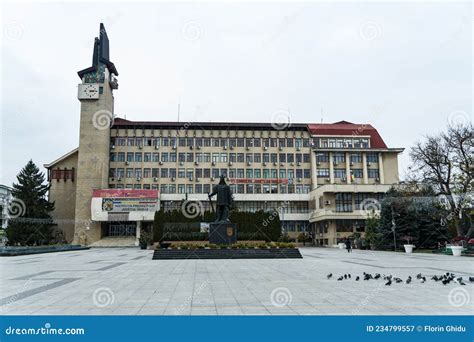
[[177, 98, 181, 122], [320, 108, 323, 123]]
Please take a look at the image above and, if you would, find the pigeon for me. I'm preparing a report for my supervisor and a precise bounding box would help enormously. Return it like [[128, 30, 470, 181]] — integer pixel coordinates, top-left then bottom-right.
[[442, 279, 449, 285], [421, 277, 426, 283], [374, 273, 381, 280], [327, 273, 333, 279], [385, 279, 392, 286], [355, 276, 360, 281], [406, 276, 412, 284], [469, 277, 474, 282], [416, 273, 422, 280], [348, 274, 351, 279], [344, 274, 348, 279], [337, 276, 343, 281], [394, 278, 403, 283], [457, 277, 466, 286]]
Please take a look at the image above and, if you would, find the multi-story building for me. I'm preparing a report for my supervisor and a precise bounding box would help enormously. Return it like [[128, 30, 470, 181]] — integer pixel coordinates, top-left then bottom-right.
[[44, 24, 403, 246]]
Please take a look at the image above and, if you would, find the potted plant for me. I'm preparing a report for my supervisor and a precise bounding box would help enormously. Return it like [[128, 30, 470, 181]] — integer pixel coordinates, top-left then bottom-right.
[[402, 235, 415, 254], [450, 236, 465, 257], [138, 232, 150, 250]]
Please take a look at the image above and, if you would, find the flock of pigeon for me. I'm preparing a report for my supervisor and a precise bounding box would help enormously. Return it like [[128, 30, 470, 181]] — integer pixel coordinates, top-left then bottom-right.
[[326, 272, 474, 286]]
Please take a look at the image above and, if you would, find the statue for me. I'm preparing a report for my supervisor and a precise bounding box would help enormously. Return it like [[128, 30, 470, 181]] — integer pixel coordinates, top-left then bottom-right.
[[208, 175, 233, 222]]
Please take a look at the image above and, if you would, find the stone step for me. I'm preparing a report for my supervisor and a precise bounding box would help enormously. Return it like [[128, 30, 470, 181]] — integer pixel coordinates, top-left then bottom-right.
[[152, 248, 302, 260]]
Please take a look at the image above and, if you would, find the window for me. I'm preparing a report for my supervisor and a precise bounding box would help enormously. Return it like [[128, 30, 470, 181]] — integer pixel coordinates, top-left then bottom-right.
[[117, 152, 125, 162], [287, 138, 293, 147], [178, 153, 186, 163], [303, 154, 310, 163], [134, 168, 142, 178], [368, 169, 380, 179], [134, 153, 142, 162], [143, 153, 151, 162], [317, 168, 330, 177], [333, 153, 345, 164], [169, 153, 177, 162], [270, 153, 277, 163], [254, 169, 261, 178], [246, 184, 254, 194], [160, 168, 168, 178], [350, 153, 362, 163], [367, 153, 379, 163], [279, 153, 286, 163], [271, 169, 277, 178], [187, 153, 194, 163], [117, 168, 125, 178], [237, 169, 244, 178], [263, 153, 270, 163], [178, 168, 185, 178], [229, 153, 236, 162], [152, 153, 159, 162], [351, 169, 363, 179], [237, 138, 244, 147], [143, 168, 151, 178], [279, 138, 286, 148], [246, 169, 253, 178], [303, 169, 311, 178], [127, 153, 134, 162], [195, 184, 202, 193], [246, 154, 253, 163], [126, 168, 133, 178], [237, 153, 244, 163], [279, 169, 286, 178], [316, 153, 329, 163], [203, 168, 210, 178], [161, 153, 169, 162], [336, 193, 352, 212], [195, 168, 202, 178], [110, 152, 116, 162], [254, 153, 261, 163], [263, 169, 269, 179], [334, 169, 346, 179], [295, 169, 303, 179], [287, 154, 294, 163]]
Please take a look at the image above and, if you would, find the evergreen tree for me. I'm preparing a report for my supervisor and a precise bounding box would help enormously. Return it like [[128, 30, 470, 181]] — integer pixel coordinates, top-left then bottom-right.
[[6, 160, 55, 246], [377, 185, 449, 250]]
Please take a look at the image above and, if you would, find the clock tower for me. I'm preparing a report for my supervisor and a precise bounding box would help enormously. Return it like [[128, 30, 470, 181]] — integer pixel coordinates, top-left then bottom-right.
[[74, 23, 119, 244]]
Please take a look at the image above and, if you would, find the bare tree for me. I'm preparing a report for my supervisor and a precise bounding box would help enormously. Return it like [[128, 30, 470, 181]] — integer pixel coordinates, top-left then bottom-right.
[[409, 122, 473, 238]]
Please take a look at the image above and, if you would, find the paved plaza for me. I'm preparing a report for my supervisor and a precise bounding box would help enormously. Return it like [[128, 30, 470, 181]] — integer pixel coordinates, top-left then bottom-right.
[[0, 247, 472, 315]]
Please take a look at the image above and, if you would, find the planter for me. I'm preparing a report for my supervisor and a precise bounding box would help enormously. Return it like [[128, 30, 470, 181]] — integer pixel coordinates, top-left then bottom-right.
[[404, 244, 414, 254], [139, 243, 147, 250], [450, 246, 463, 257]]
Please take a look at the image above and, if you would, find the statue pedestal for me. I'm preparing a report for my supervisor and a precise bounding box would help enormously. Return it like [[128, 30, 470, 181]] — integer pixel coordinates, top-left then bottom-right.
[[209, 222, 237, 245]]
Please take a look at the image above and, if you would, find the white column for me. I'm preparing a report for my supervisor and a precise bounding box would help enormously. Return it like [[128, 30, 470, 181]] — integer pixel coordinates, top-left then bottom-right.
[[329, 152, 334, 184], [378, 152, 385, 184], [310, 150, 318, 189], [135, 221, 141, 246], [362, 153, 368, 184], [345, 152, 351, 184]]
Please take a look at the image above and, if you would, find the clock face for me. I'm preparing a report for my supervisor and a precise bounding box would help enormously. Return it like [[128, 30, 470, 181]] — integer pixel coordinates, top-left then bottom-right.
[[78, 84, 99, 100]]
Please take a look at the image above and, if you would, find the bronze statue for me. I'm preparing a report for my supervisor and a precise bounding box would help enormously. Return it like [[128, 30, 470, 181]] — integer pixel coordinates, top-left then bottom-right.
[[208, 175, 233, 222]]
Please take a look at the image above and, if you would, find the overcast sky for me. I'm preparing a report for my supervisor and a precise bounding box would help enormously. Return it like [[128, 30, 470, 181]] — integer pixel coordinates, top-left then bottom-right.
[[1, 1, 472, 186]]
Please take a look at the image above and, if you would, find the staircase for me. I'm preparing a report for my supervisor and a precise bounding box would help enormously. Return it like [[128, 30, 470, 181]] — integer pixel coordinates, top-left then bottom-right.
[[152, 248, 302, 260], [89, 236, 136, 248]]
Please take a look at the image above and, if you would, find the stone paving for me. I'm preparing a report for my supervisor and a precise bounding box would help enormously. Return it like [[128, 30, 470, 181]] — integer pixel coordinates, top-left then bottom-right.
[[0, 247, 472, 315]]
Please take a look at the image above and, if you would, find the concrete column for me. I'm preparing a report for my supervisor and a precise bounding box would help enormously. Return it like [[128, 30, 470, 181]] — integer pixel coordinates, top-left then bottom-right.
[[345, 152, 351, 184], [329, 152, 334, 184], [378, 152, 385, 184], [362, 153, 368, 184], [135, 221, 141, 246], [310, 151, 318, 188]]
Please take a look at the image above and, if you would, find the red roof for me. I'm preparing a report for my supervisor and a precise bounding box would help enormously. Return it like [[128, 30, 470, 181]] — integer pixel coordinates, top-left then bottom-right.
[[307, 121, 387, 148], [112, 118, 388, 149]]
